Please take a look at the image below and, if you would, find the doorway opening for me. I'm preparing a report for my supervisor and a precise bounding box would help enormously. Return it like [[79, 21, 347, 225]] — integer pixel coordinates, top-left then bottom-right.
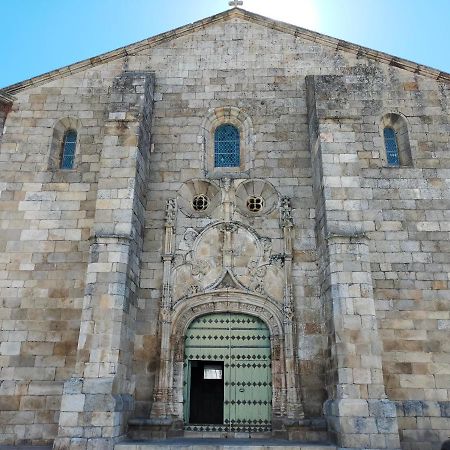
[[188, 360, 224, 424]]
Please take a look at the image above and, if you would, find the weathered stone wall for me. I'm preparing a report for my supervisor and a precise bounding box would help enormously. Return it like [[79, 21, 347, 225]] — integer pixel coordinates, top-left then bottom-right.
[[307, 71, 450, 450], [0, 61, 124, 444], [54, 71, 155, 450], [307, 74, 401, 450], [0, 12, 448, 449], [358, 74, 450, 450]]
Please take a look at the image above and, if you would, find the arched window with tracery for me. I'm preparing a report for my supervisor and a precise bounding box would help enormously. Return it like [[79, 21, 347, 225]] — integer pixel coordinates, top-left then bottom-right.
[[214, 124, 240, 168]]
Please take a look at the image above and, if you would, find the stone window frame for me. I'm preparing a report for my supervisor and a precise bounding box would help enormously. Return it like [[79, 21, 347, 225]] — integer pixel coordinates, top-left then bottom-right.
[[48, 117, 81, 171], [200, 106, 254, 177], [380, 112, 413, 167]]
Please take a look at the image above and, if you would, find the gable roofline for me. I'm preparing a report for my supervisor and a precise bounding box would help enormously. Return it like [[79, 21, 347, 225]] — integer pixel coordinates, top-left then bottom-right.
[[2, 7, 450, 94]]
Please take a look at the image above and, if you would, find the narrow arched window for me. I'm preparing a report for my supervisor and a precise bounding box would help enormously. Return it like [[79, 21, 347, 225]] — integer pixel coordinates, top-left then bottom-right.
[[214, 124, 240, 167], [61, 130, 77, 169], [384, 127, 399, 166]]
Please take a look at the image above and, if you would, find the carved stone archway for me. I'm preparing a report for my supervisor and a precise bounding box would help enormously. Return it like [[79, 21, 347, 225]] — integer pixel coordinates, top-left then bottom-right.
[[151, 290, 303, 429], [151, 184, 303, 433]]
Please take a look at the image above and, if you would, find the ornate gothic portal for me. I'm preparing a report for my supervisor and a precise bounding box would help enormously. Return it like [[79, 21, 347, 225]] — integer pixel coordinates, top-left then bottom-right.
[[150, 178, 303, 432]]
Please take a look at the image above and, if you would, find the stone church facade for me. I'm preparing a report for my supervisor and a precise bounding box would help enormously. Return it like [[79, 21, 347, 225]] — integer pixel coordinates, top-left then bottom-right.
[[0, 7, 449, 450]]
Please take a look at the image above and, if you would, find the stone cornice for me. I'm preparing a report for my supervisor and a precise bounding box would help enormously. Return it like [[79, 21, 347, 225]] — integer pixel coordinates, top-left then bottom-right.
[[0, 90, 15, 105], [2, 8, 449, 94]]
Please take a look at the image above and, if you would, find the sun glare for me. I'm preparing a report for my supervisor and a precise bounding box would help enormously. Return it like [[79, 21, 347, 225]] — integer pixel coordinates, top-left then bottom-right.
[[242, 0, 320, 31]]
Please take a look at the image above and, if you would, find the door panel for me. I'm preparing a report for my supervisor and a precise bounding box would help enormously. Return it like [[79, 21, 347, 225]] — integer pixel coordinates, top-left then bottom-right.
[[184, 312, 271, 432]]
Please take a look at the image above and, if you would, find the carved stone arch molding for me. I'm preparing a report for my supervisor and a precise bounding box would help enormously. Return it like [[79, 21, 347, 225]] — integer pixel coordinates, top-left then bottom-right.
[[235, 178, 279, 217], [176, 178, 221, 218], [150, 290, 303, 424], [172, 292, 284, 351], [199, 106, 255, 176]]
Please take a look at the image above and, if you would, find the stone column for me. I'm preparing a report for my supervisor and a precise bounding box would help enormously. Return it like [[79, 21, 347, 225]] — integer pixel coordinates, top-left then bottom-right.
[[306, 75, 401, 450], [150, 199, 177, 420], [280, 196, 304, 420], [54, 71, 154, 450]]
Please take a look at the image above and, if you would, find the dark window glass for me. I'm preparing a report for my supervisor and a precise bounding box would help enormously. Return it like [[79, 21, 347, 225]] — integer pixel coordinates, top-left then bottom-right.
[[384, 127, 399, 166], [214, 124, 240, 167], [61, 130, 77, 169]]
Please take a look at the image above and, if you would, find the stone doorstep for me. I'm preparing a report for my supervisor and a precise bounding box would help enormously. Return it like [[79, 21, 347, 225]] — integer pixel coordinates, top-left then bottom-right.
[[183, 431, 273, 439], [115, 439, 336, 449]]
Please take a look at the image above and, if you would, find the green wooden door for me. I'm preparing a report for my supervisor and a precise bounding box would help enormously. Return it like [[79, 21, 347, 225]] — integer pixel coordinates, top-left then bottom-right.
[[184, 312, 272, 432]]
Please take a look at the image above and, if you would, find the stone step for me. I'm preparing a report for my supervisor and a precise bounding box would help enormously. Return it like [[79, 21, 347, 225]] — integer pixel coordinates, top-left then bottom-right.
[[115, 438, 336, 449], [127, 418, 329, 442]]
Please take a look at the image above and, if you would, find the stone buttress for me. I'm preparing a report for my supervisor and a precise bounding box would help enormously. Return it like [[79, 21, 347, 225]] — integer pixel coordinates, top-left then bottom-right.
[[53, 71, 155, 450], [307, 75, 402, 450]]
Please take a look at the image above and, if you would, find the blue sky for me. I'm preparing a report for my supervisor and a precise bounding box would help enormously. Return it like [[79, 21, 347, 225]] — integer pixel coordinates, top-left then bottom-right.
[[1, 0, 449, 88]]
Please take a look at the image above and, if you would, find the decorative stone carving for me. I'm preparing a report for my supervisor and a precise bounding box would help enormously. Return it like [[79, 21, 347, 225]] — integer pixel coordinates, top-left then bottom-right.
[[182, 228, 198, 250], [270, 253, 285, 268], [221, 176, 232, 192], [235, 179, 279, 217], [153, 178, 303, 423], [215, 270, 242, 290], [283, 291, 295, 325], [191, 259, 210, 278], [186, 283, 200, 296], [271, 334, 282, 360], [170, 220, 287, 302], [247, 258, 267, 295], [165, 198, 177, 227], [261, 237, 273, 259], [280, 196, 294, 228], [172, 254, 184, 269], [177, 179, 220, 218]]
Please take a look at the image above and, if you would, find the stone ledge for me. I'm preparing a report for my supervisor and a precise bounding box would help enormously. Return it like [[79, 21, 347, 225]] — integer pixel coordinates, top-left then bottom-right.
[[115, 439, 337, 449]]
